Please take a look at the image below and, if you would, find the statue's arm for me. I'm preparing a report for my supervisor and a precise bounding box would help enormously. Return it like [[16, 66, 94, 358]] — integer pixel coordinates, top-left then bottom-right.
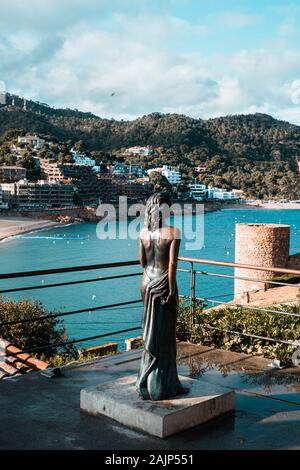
[[139, 238, 147, 268], [166, 236, 181, 303]]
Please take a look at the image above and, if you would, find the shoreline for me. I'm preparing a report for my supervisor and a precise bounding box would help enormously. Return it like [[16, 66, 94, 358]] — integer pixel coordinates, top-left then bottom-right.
[[1, 202, 299, 241], [0, 217, 69, 242], [222, 202, 300, 210]]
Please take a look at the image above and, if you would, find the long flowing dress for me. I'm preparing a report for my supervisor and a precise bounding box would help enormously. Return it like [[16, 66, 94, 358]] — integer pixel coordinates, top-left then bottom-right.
[[136, 270, 183, 401]]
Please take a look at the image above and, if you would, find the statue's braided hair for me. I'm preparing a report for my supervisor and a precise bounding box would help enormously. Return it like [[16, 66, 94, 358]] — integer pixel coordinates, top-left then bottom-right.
[[145, 192, 171, 232]]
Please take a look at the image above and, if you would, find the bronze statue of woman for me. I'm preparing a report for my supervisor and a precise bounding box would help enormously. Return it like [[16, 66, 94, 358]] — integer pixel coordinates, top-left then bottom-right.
[[136, 192, 188, 401]]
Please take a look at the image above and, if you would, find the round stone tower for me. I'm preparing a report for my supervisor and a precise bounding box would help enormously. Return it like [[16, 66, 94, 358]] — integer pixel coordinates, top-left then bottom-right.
[[234, 223, 290, 299]]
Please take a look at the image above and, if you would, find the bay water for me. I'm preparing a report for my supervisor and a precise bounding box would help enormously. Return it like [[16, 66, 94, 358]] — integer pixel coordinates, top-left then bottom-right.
[[1, 208, 300, 350]]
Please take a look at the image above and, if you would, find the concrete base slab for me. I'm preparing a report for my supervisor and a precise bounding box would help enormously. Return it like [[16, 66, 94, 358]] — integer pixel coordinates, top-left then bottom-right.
[[80, 375, 235, 438]]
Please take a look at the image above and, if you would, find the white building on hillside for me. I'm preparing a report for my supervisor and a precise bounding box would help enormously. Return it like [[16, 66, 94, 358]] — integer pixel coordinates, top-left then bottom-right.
[[207, 186, 237, 200], [162, 165, 181, 185], [73, 155, 96, 166], [189, 183, 207, 201], [188, 182, 240, 201], [125, 146, 153, 157], [71, 151, 101, 173], [148, 165, 181, 185], [17, 135, 46, 148]]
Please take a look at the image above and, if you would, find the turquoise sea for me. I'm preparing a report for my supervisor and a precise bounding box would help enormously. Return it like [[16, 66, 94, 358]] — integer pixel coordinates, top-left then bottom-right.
[[1, 208, 300, 350]]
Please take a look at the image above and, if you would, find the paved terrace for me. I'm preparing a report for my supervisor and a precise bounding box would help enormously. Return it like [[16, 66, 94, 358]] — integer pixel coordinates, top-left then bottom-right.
[[1, 342, 300, 450]]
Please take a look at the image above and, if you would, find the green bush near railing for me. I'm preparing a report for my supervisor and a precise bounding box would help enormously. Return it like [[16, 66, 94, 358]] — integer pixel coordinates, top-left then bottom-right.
[[0, 297, 78, 366], [177, 298, 300, 363], [266, 274, 300, 289]]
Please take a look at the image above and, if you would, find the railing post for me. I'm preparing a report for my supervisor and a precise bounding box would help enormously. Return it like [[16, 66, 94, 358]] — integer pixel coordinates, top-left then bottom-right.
[[189, 262, 196, 328]]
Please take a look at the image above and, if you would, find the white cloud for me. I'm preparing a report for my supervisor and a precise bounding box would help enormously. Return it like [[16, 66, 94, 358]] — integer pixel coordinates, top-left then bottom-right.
[[208, 11, 262, 29], [278, 18, 296, 36], [11, 28, 217, 119], [291, 80, 300, 104], [1, 2, 300, 123], [0, 0, 110, 32], [8, 32, 40, 54]]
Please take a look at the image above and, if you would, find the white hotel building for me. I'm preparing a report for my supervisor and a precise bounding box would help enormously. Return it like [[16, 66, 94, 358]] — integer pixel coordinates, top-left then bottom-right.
[[206, 187, 237, 200], [189, 183, 238, 201], [188, 183, 207, 201], [147, 165, 182, 185]]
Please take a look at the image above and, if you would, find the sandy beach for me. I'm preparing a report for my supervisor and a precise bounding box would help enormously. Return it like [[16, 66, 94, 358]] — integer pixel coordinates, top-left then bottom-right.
[[258, 202, 300, 210], [223, 202, 300, 210], [0, 217, 61, 241]]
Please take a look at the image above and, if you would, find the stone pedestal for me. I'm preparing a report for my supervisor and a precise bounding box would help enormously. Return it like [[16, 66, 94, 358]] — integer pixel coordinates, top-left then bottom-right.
[[80, 375, 235, 438]]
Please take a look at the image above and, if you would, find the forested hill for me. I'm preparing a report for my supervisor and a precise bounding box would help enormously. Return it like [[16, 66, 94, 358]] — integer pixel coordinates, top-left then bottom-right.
[[0, 93, 300, 199], [1, 93, 300, 161], [0, 96, 216, 152], [205, 114, 300, 162]]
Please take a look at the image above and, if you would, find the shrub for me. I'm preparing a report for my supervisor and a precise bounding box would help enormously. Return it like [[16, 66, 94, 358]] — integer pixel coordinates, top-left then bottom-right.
[[0, 297, 78, 365], [177, 299, 300, 363], [177, 297, 205, 341], [267, 274, 300, 289]]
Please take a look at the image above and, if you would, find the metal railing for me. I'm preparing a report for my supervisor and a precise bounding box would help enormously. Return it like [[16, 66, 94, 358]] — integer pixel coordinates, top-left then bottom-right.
[[178, 256, 300, 317], [177, 256, 300, 365], [0, 256, 300, 365], [0, 260, 143, 359]]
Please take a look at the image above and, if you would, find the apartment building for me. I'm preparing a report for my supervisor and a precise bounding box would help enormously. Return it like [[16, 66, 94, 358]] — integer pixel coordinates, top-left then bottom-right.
[[97, 175, 152, 203], [72, 153, 101, 173], [206, 187, 237, 200], [40, 160, 99, 203], [148, 165, 181, 185], [161, 165, 181, 185], [112, 163, 145, 178], [189, 183, 207, 201], [0, 166, 27, 182], [111, 179, 152, 202], [0, 179, 75, 208], [39, 159, 151, 204], [40, 159, 65, 182], [0, 187, 8, 209]]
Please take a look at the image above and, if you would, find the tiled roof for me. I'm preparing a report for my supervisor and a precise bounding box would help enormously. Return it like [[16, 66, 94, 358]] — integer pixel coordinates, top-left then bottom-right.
[[0, 338, 48, 379]]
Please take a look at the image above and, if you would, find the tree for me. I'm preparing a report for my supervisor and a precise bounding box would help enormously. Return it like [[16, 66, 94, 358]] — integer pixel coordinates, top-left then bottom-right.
[[17, 154, 35, 171], [57, 153, 73, 164], [0, 144, 11, 157], [73, 140, 86, 152], [4, 155, 16, 165], [0, 297, 77, 364], [0, 107, 300, 198], [38, 149, 52, 160], [149, 171, 172, 193]]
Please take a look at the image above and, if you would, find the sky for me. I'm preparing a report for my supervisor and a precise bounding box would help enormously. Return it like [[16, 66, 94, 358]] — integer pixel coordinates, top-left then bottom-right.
[[1, 0, 300, 123]]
